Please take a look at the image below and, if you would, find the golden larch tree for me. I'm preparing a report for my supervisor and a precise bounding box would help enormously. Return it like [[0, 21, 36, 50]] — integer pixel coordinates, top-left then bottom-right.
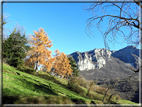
[[53, 49, 73, 77], [24, 55, 35, 69], [26, 28, 55, 73]]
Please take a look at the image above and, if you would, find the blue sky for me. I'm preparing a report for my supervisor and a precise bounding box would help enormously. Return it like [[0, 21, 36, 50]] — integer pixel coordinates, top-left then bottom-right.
[[3, 3, 138, 55]]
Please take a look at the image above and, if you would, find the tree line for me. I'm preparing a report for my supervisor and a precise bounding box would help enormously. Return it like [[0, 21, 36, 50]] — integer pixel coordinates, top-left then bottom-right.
[[3, 26, 79, 78]]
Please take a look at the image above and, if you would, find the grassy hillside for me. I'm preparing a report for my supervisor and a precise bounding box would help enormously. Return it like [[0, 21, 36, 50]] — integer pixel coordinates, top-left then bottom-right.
[[3, 63, 139, 105]]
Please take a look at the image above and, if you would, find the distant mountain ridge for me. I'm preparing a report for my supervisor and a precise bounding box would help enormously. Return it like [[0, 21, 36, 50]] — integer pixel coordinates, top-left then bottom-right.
[[68, 45, 139, 70], [111, 46, 139, 68], [67, 45, 140, 80]]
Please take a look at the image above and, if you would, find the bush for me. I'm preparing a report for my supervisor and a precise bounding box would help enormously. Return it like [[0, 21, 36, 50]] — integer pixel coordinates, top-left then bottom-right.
[[87, 80, 95, 96], [17, 66, 35, 74], [68, 76, 88, 88], [88, 94, 96, 99], [114, 94, 120, 101], [73, 85, 86, 96], [78, 76, 88, 88], [95, 86, 110, 95], [68, 76, 79, 87], [67, 77, 86, 96], [15, 96, 74, 104], [87, 93, 103, 101]]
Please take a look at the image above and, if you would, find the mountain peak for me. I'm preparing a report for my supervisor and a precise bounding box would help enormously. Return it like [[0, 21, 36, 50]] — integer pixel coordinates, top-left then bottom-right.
[[68, 45, 139, 71], [125, 45, 137, 49]]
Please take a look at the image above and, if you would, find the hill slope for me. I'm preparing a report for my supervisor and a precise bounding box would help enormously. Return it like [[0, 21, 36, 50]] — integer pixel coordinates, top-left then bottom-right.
[[2, 63, 138, 105]]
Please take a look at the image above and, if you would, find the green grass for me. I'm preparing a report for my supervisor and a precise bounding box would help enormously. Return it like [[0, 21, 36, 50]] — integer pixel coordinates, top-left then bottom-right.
[[3, 62, 139, 105]]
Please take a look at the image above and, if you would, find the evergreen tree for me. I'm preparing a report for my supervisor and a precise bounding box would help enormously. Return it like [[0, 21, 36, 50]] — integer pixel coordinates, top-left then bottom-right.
[[68, 57, 79, 77], [3, 28, 30, 67]]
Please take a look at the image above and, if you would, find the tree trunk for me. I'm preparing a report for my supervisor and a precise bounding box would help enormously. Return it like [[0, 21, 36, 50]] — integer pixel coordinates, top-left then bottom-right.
[[35, 61, 38, 73]]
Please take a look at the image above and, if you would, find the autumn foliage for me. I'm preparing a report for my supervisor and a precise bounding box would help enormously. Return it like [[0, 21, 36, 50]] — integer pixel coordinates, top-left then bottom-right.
[[53, 49, 73, 77], [25, 28, 55, 72], [25, 56, 35, 69], [25, 27, 73, 77]]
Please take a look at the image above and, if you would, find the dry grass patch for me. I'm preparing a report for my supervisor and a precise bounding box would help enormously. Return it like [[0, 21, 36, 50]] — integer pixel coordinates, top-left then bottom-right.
[[15, 96, 74, 104]]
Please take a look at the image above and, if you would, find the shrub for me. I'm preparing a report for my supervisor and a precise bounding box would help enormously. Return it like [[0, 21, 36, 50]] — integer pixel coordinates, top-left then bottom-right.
[[87, 80, 95, 96], [105, 93, 118, 104], [68, 76, 89, 88], [114, 94, 120, 101], [15, 96, 73, 104], [68, 76, 79, 87], [88, 94, 95, 99], [78, 76, 88, 88], [88, 93, 103, 101], [67, 77, 86, 96], [73, 85, 86, 96], [95, 86, 111, 96], [17, 65, 35, 74]]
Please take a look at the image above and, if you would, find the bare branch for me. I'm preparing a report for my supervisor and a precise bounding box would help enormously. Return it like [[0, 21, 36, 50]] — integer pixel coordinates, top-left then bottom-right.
[[85, 2, 141, 49], [133, 0, 142, 8]]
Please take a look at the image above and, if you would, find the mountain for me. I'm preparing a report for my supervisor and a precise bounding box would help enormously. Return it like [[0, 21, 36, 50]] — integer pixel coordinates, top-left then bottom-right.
[[111, 46, 139, 68], [67, 45, 140, 80], [67, 45, 140, 103]]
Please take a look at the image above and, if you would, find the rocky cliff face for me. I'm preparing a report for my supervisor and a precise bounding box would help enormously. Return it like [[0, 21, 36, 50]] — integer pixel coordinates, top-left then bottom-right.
[[68, 45, 140, 71], [68, 48, 112, 71]]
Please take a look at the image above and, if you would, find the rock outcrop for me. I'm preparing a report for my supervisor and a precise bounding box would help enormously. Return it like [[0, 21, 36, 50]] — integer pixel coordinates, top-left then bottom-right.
[[68, 48, 112, 70], [68, 45, 140, 71]]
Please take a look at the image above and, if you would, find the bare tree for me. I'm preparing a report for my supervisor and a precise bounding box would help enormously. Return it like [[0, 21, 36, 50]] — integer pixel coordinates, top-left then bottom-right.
[[129, 66, 141, 80], [2, 13, 11, 40], [128, 55, 141, 80], [85, 0, 141, 50]]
